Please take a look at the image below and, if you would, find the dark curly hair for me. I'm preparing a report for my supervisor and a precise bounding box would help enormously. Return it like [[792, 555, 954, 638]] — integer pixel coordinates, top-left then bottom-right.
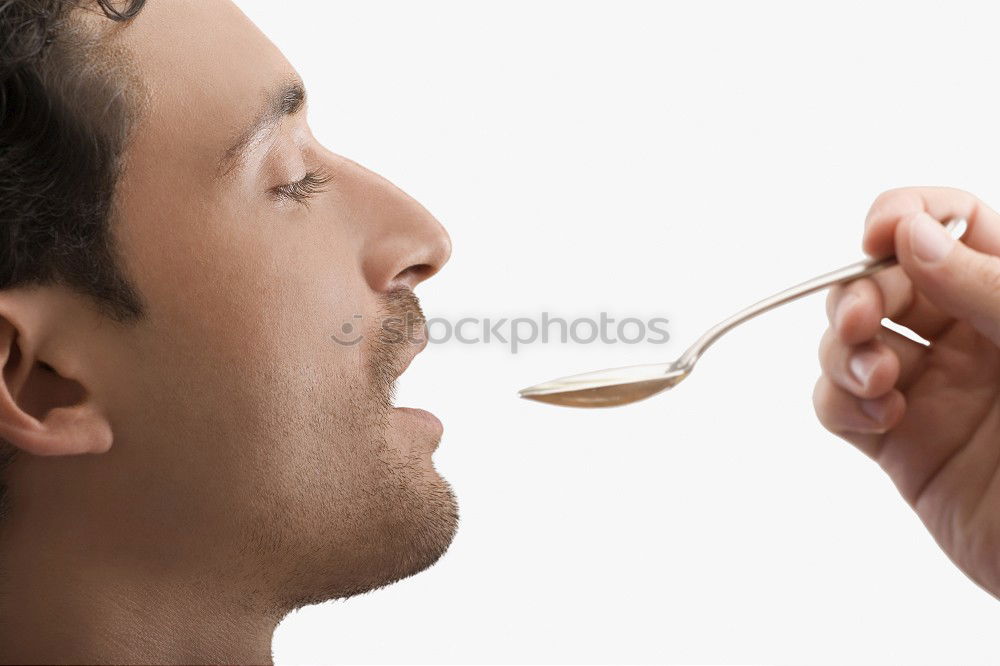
[[1, 0, 147, 319], [0, 0, 148, 519]]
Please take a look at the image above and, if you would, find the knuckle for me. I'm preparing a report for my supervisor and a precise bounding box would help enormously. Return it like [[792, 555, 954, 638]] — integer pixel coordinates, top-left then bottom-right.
[[818, 327, 836, 365], [811, 377, 837, 429], [973, 253, 1000, 291], [934, 185, 976, 203], [866, 188, 919, 222], [871, 187, 912, 206], [825, 285, 842, 321]]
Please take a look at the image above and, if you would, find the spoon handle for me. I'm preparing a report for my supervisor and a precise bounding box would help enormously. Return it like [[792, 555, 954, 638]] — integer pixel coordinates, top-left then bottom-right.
[[676, 217, 968, 368]]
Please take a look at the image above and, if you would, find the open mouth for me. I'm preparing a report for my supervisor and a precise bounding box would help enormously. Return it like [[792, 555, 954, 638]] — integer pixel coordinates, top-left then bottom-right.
[[394, 328, 429, 381], [388, 326, 442, 444]]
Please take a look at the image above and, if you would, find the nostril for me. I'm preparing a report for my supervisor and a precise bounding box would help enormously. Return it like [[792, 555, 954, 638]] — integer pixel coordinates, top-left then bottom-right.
[[391, 264, 436, 289]]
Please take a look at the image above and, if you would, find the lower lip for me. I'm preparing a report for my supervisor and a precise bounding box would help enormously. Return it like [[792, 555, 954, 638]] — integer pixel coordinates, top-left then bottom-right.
[[391, 407, 444, 444]]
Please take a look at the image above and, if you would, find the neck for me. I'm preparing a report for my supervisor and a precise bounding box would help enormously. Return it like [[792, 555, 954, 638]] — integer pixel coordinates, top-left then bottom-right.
[[0, 510, 281, 665]]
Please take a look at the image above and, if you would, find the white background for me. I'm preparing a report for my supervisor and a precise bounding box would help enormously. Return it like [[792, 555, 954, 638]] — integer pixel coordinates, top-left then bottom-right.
[[230, 1, 1000, 663]]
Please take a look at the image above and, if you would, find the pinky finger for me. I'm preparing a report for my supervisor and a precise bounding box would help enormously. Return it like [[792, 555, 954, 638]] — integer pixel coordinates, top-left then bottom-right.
[[812, 375, 906, 459]]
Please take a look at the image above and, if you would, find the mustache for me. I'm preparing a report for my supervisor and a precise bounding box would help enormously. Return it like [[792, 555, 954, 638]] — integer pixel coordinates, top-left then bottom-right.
[[367, 288, 426, 396]]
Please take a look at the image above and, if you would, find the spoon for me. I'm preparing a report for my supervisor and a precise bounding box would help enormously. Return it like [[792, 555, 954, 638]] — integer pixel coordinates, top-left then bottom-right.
[[519, 216, 969, 408]]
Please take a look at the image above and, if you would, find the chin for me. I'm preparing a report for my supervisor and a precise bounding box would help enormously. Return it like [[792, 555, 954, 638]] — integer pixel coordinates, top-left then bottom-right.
[[276, 448, 459, 610], [343, 476, 458, 601]]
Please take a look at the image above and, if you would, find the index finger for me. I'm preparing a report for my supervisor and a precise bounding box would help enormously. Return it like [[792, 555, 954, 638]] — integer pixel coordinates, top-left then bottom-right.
[[862, 186, 1000, 259]]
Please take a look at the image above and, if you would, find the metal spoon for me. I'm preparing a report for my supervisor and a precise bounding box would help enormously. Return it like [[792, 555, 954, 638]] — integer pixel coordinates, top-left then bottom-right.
[[519, 217, 969, 408]]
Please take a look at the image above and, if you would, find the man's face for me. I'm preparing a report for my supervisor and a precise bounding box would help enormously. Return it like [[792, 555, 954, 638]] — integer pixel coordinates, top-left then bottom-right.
[[67, 0, 456, 606]]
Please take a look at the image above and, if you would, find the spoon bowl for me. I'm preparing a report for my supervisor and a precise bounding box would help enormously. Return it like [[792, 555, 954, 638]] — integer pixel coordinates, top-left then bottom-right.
[[519, 363, 689, 407]]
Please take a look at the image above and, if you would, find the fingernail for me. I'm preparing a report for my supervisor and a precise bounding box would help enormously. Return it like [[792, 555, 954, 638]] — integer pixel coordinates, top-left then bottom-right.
[[910, 213, 954, 263], [848, 349, 880, 388], [859, 397, 888, 424]]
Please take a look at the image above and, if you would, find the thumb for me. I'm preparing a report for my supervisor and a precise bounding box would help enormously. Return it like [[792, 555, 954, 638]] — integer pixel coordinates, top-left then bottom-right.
[[897, 211, 1000, 345]]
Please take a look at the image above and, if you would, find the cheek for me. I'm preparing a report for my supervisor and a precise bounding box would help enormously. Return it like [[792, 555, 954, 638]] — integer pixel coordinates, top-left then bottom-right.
[[124, 184, 366, 356], [112, 204, 382, 487], [102, 207, 379, 530]]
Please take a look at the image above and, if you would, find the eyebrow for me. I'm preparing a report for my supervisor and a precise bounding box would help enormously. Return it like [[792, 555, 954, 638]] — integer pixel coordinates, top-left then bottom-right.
[[217, 76, 306, 177]]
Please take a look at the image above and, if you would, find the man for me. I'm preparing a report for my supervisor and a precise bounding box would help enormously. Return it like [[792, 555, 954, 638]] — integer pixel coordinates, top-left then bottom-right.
[[0, 0, 456, 663]]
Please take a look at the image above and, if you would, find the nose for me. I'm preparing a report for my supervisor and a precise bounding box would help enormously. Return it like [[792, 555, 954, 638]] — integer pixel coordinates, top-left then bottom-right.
[[351, 162, 452, 293]]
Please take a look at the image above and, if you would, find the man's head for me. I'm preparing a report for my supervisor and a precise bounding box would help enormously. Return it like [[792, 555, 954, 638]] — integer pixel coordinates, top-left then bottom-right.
[[0, 0, 456, 616]]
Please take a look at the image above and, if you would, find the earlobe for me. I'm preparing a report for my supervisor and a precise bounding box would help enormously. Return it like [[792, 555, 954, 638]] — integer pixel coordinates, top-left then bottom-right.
[[0, 314, 112, 457]]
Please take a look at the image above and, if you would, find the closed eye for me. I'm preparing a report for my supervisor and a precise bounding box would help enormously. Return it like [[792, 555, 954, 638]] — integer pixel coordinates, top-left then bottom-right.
[[270, 168, 332, 206]]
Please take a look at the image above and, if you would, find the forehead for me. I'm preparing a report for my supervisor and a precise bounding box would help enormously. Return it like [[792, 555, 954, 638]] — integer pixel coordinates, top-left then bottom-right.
[[112, 0, 294, 184]]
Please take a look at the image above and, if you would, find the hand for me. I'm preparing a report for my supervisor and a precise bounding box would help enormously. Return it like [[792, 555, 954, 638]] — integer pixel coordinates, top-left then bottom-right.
[[814, 186, 1000, 598]]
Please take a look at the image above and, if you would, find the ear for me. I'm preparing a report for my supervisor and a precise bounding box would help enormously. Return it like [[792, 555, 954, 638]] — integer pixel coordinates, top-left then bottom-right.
[[0, 308, 112, 457]]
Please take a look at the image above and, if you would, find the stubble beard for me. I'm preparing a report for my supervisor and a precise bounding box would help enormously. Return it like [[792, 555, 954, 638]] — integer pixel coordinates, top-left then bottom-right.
[[271, 288, 459, 610]]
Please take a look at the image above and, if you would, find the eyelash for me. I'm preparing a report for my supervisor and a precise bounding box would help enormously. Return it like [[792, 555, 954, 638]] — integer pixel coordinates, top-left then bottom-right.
[[270, 168, 333, 205]]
